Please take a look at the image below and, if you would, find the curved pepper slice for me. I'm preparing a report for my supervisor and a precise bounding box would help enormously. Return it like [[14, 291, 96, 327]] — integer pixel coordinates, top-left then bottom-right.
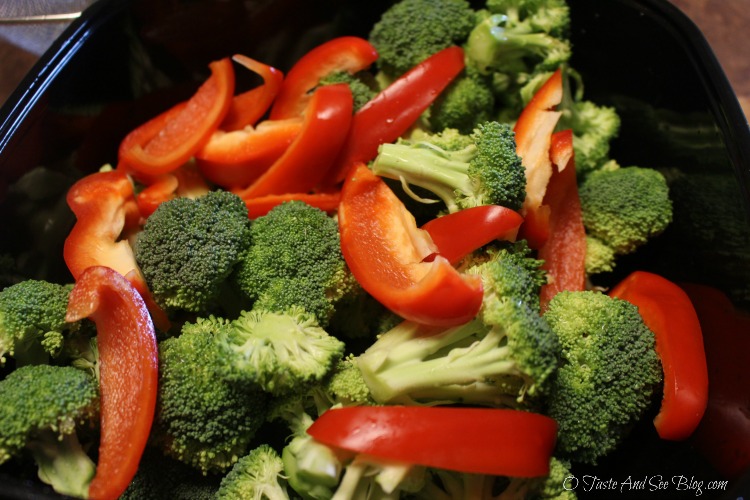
[[538, 129, 586, 310], [64, 171, 170, 331], [270, 36, 378, 120], [610, 271, 708, 442], [244, 191, 341, 219], [307, 406, 558, 478], [118, 57, 235, 176], [221, 54, 283, 131], [322, 45, 466, 187], [339, 164, 483, 326], [195, 118, 303, 188], [233, 83, 353, 198], [66, 266, 158, 500], [514, 69, 563, 248], [421, 205, 523, 265]]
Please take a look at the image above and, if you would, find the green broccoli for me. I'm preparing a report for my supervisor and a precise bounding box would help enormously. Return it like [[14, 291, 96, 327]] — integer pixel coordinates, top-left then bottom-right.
[[134, 190, 251, 314], [218, 306, 345, 395], [0, 364, 98, 498], [583, 235, 616, 276], [371, 121, 527, 213], [413, 469, 495, 499], [319, 71, 377, 112], [357, 243, 558, 407], [368, 0, 476, 79], [217, 444, 289, 500], [0, 279, 80, 366], [233, 201, 358, 327], [429, 67, 496, 134], [543, 291, 662, 464], [494, 456, 577, 499], [331, 455, 426, 500], [578, 164, 673, 255], [155, 316, 268, 474]]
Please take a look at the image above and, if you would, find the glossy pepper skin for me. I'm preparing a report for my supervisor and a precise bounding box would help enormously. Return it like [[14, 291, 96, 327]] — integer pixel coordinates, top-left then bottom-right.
[[66, 266, 158, 500], [338, 164, 483, 326]]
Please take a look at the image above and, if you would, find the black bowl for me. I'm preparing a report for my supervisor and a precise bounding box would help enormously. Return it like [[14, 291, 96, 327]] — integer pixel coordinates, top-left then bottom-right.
[[0, 0, 749, 498]]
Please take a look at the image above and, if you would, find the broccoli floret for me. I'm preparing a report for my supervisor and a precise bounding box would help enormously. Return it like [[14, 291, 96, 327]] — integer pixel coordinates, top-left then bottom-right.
[[332, 456, 426, 500], [233, 201, 358, 327], [218, 306, 345, 396], [371, 121, 527, 213], [543, 291, 662, 464], [429, 67, 496, 134], [134, 190, 251, 314], [217, 444, 289, 500], [357, 244, 557, 406], [0, 279, 80, 366], [413, 469, 495, 499], [578, 165, 673, 255], [0, 364, 98, 498], [584, 235, 616, 276], [156, 316, 268, 474], [368, 0, 476, 79], [319, 71, 377, 112]]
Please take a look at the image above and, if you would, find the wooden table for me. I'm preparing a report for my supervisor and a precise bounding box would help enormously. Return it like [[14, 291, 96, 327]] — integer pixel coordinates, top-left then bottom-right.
[[1, 0, 748, 116]]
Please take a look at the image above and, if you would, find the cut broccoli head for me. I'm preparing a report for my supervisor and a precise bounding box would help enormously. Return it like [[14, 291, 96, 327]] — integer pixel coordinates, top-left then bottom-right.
[[155, 316, 268, 474], [134, 190, 251, 314], [429, 68, 496, 134], [319, 71, 377, 112], [0, 279, 80, 366], [368, 0, 476, 78], [0, 364, 98, 498], [218, 306, 345, 396], [217, 444, 289, 500], [233, 201, 359, 327], [584, 235, 616, 276], [372, 121, 527, 213], [543, 290, 663, 464], [485, 0, 571, 38], [578, 165, 673, 255]]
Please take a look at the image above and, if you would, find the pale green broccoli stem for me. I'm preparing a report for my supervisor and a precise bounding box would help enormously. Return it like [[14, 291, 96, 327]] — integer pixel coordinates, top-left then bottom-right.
[[29, 431, 96, 499], [371, 142, 476, 213]]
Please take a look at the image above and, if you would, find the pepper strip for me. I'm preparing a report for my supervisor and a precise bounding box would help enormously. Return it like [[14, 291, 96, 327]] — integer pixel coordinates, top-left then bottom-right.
[[67, 266, 158, 500], [245, 192, 341, 219], [221, 54, 283, 131]]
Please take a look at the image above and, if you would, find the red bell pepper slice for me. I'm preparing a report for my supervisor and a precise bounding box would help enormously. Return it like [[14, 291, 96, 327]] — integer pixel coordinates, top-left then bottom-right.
[[338, 164, 483, 326], [136, 174, 179, 218], [221, 54, 283, 131], [64, 171, 170, 331], [322, 46, 466, 187], [195, 118, 303, 188], [269, 36, 378, 120], [66, 266, 158, 500], [538, 130, 586, 310], [118, 57, 235, 176], [609, 271, 708, 441], [307, 406, 558, 478], [681, 283, 750, 479], [243, 191, 341, 219], [233, 83, 353, 198], [420, 205, 523, 265], [514, 69, 564, 248]]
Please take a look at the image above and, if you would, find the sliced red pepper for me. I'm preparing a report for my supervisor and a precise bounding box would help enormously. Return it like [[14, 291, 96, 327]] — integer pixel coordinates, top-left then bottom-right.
[[195, 118, 303, 188], [232, 83, 353, 198], [221, 54, 283, 131], [681, 283, 750, 479], [136, 174, 179, 218], [307, 406, 557, 477], [420, 205, 523, 265], [118, 57, 235, 176], [243, 191, 341, 219], [322, 46, 466, 187], [609, 271, 708, 441], [514, 69, 563, 248], [64, 171, 170, 331], [338, 164, 483, 326], [66, 266, 158, 500], [269, 36, 378, 120], [538, 130, 586, 310]]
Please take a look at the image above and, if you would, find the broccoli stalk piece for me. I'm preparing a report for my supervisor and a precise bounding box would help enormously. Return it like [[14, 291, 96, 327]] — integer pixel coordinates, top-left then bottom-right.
[[0, 279, 80, 366], [233, 201, 359, 327], [543, 291, 663, 464], [332, 455, 426, 500], [218, 306, 345, 396], [0, 365, 99, 498], [217, 444, 290, 500], [134, 190, 251, 314], [357, 243, 558, 407], [371, 121, 527, 213], [368, 0, 476, 79]]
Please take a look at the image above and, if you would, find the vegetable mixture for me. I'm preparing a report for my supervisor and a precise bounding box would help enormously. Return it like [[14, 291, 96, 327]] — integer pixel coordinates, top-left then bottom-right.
[[1, 0, 733, 498]]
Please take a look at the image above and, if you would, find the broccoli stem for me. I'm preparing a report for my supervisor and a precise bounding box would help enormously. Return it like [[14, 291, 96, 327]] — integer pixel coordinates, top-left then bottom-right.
[[372, 143, 476, 213], [29, 430, 96, 499]]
